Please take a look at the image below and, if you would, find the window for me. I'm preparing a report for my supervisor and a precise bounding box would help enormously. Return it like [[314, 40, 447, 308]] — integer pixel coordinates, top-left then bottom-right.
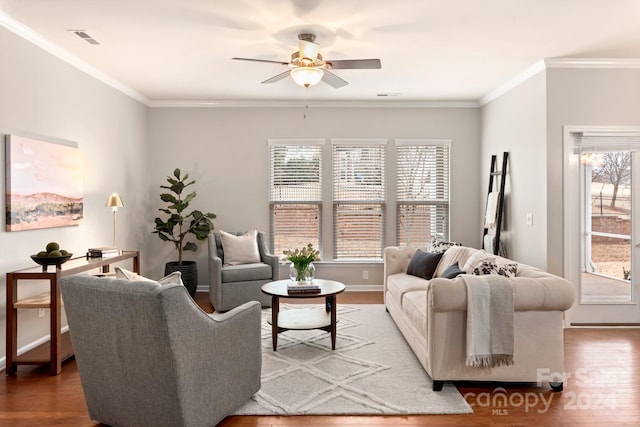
[[396, 140, 450, 247], [269, 140, 322, 257], [269, 138, 451, 261], [332, 140, 386, 259]]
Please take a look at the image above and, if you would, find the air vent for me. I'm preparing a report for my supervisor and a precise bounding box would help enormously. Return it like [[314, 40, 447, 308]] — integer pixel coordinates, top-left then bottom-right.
[[68, 30, 100, 45]]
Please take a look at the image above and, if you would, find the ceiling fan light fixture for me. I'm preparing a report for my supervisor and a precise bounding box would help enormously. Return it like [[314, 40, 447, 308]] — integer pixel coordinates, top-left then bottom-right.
[[298, 39, 320, 62], [290, 67, 324, 88]]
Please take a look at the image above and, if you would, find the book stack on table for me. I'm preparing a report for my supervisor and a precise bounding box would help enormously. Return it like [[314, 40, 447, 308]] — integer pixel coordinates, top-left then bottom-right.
[[87, 247, 120, 258], [287, 282, 321, 294]]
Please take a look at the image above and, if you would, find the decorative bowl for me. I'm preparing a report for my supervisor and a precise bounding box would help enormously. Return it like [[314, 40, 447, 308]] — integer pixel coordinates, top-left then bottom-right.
[[30, 254, 73, 270]]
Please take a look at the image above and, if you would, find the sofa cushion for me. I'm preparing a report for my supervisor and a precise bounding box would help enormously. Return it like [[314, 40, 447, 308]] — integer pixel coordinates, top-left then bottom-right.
[[402, 290, 428, 336], [440, 262, 465, 279], [461, 250, 496, 272], [222, 263, 272, 283], [387, 273, 428, 304], [434, 245, 478, 277], [220, 229, 261, 266], [407, 249, 443, 280]]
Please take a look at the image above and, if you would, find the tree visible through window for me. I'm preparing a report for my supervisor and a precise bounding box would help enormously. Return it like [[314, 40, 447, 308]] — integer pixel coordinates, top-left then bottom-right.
[[396, 141, 450, 247], [586, 151, 631, 282]]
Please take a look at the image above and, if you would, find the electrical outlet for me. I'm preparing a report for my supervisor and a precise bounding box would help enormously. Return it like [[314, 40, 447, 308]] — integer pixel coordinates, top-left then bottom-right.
[[526, 213, 533, 226], [363, 270, 369, 280], [38, 308, 46, 318]]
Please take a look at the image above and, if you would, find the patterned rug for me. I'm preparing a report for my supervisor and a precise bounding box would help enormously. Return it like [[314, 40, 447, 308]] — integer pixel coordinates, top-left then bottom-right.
[[233, 304, 472, 415]]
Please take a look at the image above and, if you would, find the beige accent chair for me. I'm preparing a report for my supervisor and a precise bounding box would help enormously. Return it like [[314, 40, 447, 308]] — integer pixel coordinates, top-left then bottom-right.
[[60, 274, 261, 427]]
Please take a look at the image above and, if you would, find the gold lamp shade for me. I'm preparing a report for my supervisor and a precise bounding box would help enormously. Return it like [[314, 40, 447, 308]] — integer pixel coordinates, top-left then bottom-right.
[[106, 193, 124, 209]]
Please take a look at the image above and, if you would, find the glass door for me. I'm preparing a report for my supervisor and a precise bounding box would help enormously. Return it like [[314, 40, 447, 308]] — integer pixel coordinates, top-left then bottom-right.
[[571, 149, 640, 324], [582, 151, 632, 303]]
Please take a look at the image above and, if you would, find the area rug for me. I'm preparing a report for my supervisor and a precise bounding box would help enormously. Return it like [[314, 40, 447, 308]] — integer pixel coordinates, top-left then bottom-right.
[[234, 304, 473, 415]]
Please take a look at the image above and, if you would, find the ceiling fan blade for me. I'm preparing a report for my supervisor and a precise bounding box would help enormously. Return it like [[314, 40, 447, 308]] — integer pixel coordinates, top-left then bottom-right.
[[232, 57, 290, 66], [261, 70, 291, 84], [322, 70, 349, 88], [325, 59, 382, 70]]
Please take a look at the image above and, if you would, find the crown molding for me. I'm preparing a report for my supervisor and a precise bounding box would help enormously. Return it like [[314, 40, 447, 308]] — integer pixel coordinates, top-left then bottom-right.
[[544, 58, 640, 68], [480, 58, 640, 106], [148, 99, 480, 108], [0, 11, 149, 105], [479, 60, 546, 106], [4, 9, 638, 111]]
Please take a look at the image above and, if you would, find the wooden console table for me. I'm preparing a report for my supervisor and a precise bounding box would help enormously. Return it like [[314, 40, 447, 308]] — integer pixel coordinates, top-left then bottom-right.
[[5, 250, 140, 375]]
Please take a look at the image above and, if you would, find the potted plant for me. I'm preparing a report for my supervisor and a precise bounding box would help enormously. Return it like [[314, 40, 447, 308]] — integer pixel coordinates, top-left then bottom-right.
[[153, 168, 216, 296]]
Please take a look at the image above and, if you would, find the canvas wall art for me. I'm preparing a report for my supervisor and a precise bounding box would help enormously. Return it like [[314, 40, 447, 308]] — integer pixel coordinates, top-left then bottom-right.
[[5, 134, 83, 231]]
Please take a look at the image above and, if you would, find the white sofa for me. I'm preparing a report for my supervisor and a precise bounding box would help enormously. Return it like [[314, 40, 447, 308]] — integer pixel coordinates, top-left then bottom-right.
[[383, 245, 575, 391]]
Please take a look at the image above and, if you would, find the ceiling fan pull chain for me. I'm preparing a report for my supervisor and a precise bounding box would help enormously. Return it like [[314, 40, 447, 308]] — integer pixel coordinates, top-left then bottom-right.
[[304, 87, 309, 119]]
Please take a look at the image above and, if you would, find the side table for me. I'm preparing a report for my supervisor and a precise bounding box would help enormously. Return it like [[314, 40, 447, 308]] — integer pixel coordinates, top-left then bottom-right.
[[5, 250, 140, 375]]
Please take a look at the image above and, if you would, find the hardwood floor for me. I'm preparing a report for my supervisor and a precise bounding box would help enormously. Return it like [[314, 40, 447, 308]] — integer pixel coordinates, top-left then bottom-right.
[[2, 292, 639, 426]]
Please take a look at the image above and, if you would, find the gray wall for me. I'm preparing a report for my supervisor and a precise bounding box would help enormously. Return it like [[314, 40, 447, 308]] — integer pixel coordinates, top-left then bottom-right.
[[480, 71, 548, 269], [147, 106, 482, 289], [0, 27, 149, 365]]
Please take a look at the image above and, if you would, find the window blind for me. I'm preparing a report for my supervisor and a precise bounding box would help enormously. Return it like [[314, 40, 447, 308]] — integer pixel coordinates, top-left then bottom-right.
[[269, 141, 323, 256], [572, 131, 640, 154], [396, 141, 450, 246], [332, 140, 386, 259]]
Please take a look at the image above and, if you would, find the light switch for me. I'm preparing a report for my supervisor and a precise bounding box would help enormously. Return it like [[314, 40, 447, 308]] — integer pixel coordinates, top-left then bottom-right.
[[526, 213, 533, 226]]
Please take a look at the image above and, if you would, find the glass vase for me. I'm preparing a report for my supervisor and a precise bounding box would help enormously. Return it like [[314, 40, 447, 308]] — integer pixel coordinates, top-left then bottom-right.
[[289, 262, 315, 283]]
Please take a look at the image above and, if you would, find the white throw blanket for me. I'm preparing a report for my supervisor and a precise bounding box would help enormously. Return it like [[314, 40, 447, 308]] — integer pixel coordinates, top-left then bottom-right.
[[484, 191, 500, 228], [462, 274, 514, 368]]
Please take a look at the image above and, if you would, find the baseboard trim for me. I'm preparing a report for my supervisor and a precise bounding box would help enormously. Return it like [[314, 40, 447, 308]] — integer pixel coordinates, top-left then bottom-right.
[[0, 325, 70, 372]]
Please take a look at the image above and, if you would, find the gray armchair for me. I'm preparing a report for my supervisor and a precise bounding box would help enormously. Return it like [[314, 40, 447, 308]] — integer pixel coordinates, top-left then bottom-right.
[[60, 274, 261, 427], [208, 230, 279, 312]]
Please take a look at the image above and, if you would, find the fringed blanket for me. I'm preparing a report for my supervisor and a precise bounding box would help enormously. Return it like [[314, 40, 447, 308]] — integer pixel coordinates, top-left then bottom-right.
[[462, 274, 515, 368]]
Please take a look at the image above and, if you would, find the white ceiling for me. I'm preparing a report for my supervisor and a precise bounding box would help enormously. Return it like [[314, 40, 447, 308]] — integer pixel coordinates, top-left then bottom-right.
[[2, 0, 640, 105]]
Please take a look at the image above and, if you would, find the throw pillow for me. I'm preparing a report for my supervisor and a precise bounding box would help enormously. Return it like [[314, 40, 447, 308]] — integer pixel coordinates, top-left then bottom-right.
[[220, 229, 261, 266], [440, 262, 465, 279], [462, 250, 496, 272], [115, 267, 184, 285], [471, 260, 518, 278], [429, 236, 462, 254], [407, 249, 443, 280], [496, 262, 518, 278]]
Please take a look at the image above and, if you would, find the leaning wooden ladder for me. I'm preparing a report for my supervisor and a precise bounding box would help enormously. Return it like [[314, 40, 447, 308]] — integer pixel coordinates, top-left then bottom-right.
[[483, 152, 509, 255]]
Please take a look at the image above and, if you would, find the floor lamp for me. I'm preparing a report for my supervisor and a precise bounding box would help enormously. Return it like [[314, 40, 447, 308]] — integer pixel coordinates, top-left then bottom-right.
[[105, 193, 124, 249]]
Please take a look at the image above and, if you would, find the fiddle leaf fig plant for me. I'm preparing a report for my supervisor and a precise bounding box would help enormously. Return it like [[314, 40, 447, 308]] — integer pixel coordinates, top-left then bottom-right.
[[153, 168, 216, 264]]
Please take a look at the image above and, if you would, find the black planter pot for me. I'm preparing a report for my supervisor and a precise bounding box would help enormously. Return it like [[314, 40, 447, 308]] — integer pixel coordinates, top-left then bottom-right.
[[165, 261, 198, 297]]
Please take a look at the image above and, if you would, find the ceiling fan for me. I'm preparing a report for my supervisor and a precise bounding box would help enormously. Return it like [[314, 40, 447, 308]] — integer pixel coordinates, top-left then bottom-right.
[[232, 33, 381, 89]]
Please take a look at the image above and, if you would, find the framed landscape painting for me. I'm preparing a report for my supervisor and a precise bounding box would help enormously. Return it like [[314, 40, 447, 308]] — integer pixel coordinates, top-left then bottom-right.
[[5, 134, 83, 231]]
